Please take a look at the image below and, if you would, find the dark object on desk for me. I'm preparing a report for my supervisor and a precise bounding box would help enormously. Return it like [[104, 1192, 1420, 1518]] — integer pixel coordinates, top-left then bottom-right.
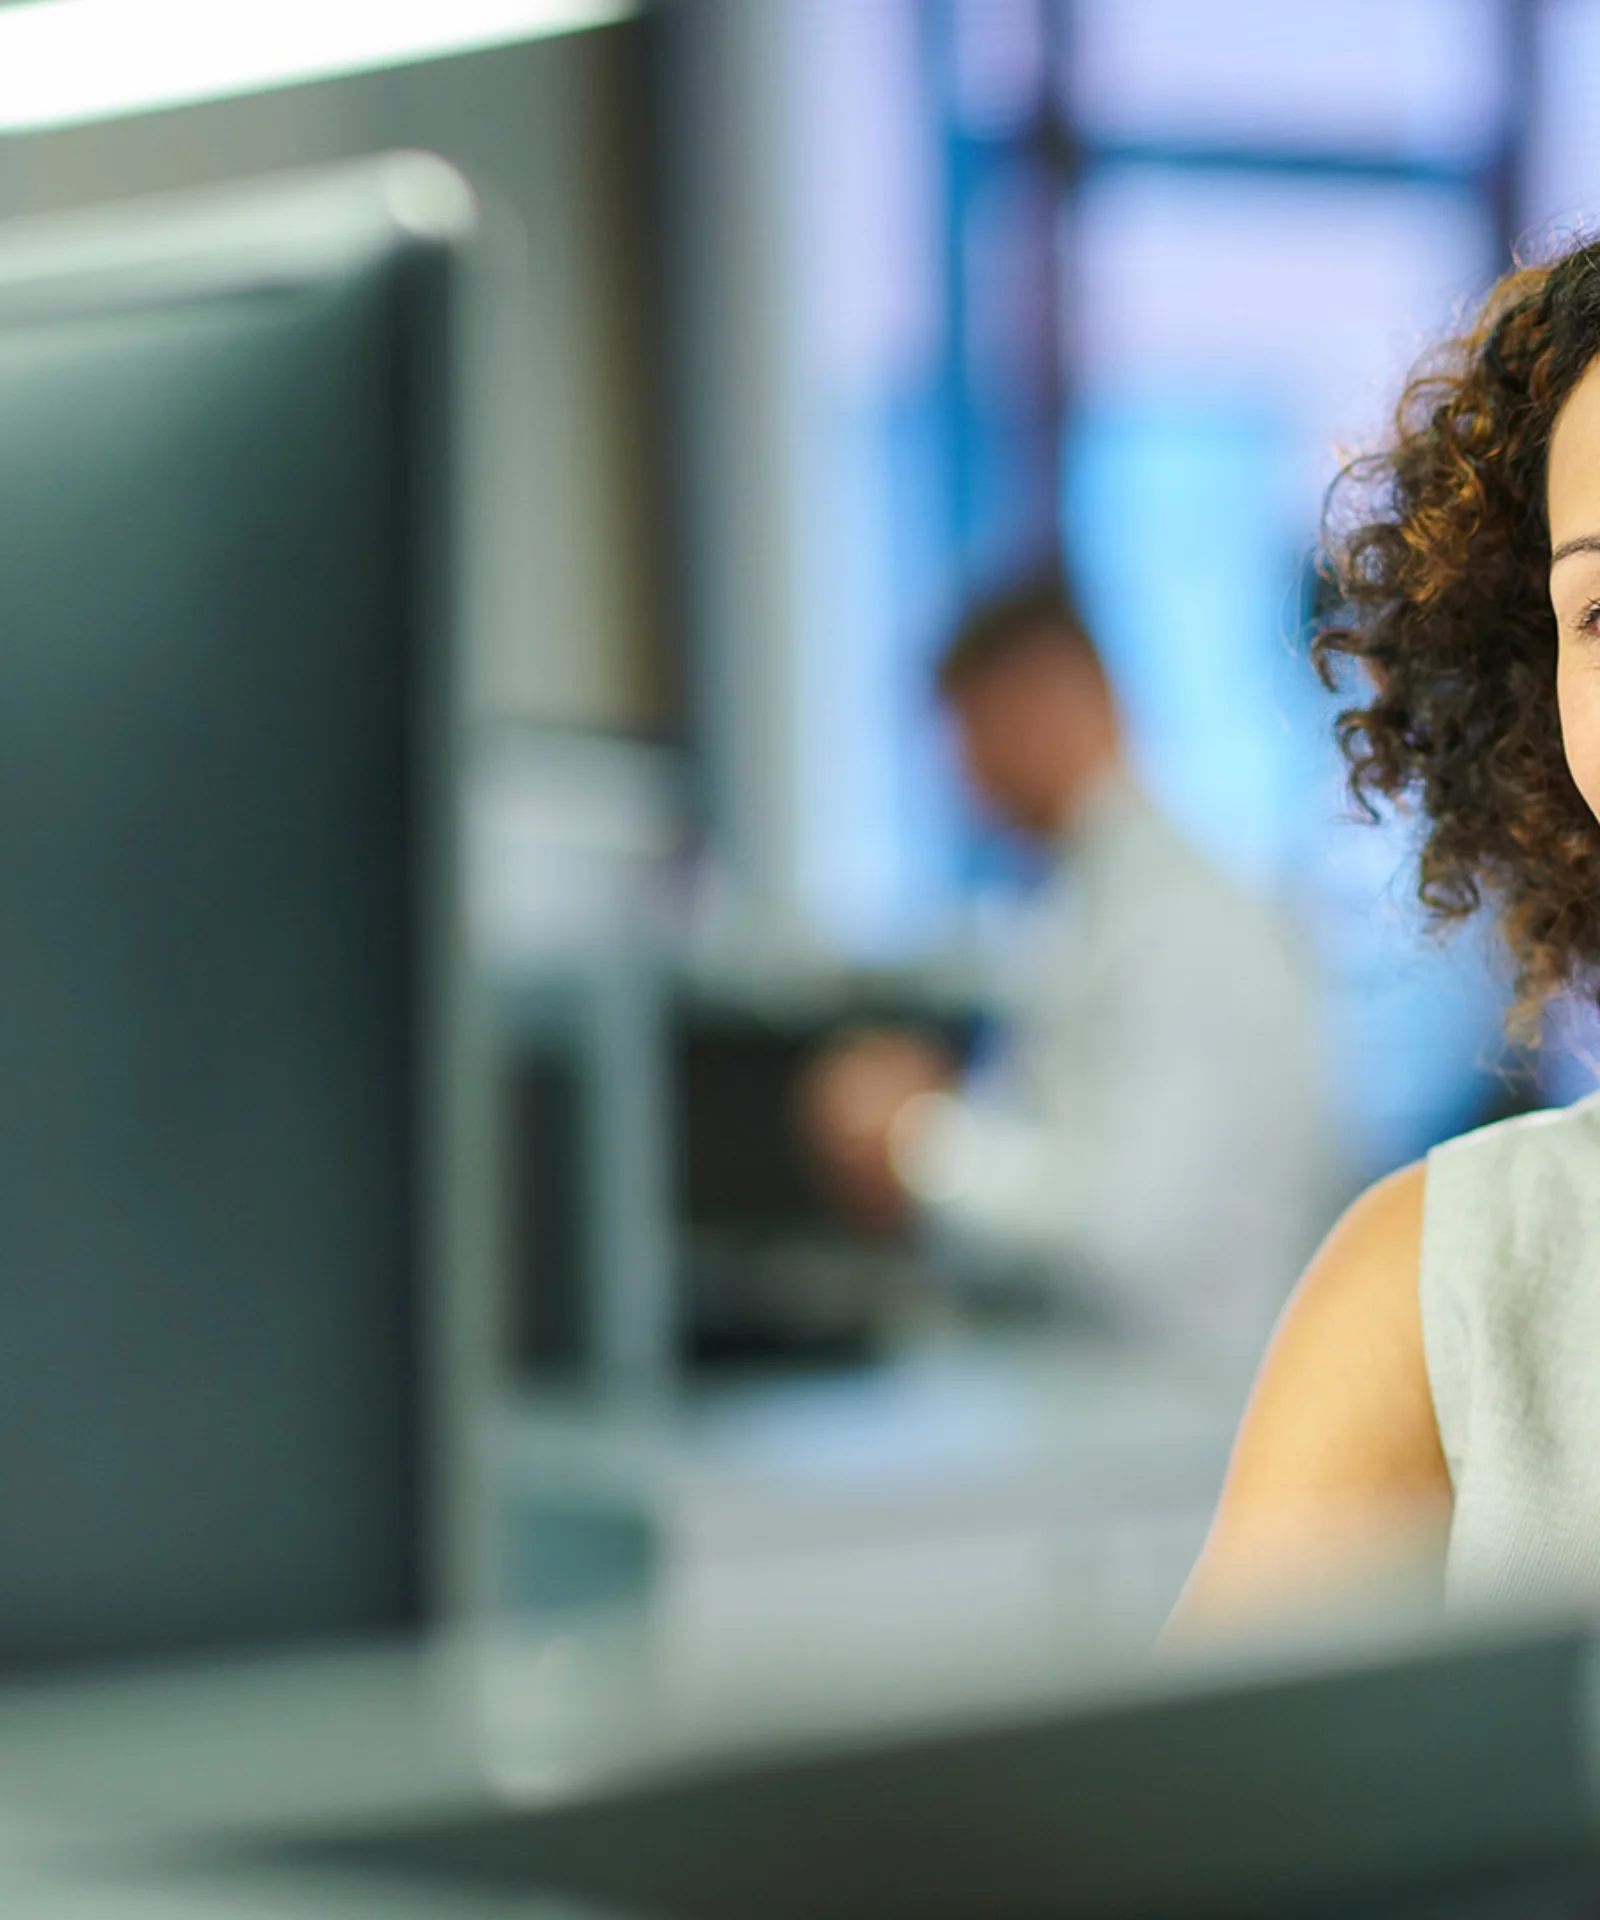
[[499, 991, 977, 1381], [0, 158, 491, 1673], [242, 1623, 1600, 1919], [672, 1003, 975, 1369], [674, 1008, 871, 1366], [674, 1011, 826, 1237], [681, 1227, 912, 1371], [503, 1004, 872, 1376]]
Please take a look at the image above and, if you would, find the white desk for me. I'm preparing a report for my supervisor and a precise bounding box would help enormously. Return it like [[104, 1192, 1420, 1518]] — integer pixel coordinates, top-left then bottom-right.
[[0, 1610, 1587, 1920], [0, 1859, 613, 1919], [0, 1337, 1244, 1916], [494, 1333, 1241, 1735]]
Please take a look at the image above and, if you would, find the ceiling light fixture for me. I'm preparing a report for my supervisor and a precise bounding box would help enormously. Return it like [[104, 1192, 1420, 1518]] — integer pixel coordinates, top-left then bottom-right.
[[0, 0, 639, 134]]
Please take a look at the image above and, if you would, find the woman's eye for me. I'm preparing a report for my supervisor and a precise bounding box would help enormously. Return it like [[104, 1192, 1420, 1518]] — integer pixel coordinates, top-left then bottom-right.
[[1577, 599, 1600, 636]]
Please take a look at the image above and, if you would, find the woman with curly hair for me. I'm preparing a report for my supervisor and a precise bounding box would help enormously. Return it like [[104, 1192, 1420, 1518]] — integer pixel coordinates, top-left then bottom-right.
[[1178, 236, 1600, 1625]]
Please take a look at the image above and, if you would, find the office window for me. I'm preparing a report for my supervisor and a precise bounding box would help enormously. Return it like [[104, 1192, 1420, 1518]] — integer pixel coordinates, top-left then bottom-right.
[[767, 0, 1541, 1169], [949, 0, 1049, 136], [787, 0, 952, 954], [1526, 0, 1600, 239], [1065, 0, 1507, 163], [1070, 169, 1492, 489], [1067, 167, 1494, 879]]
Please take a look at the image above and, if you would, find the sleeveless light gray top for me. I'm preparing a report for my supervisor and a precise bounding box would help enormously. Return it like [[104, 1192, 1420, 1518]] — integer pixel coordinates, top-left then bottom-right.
[[1423, 1089, 1600, 1605]]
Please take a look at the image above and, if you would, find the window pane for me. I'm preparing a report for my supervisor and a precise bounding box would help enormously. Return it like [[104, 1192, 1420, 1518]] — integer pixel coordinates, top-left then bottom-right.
[[1526, 0, 1600, 239], [1070, 166, 1494, 504], [802, 0, 945, 398], [950, 0, 1048, 135], [1066, 0, 1507, 164], [787, 0, 951, 953]]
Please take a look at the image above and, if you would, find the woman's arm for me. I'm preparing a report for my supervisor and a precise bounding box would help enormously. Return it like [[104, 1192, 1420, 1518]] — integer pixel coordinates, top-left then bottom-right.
[[1169, 1162, 1451, 1634]]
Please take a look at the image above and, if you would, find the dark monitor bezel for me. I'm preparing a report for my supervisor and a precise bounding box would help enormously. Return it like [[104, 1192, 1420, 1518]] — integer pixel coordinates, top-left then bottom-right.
[[0, 154, 497, 1663]]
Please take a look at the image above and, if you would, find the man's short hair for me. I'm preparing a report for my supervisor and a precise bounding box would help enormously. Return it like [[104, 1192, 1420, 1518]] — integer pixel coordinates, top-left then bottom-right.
[[935, 572, 1102, 701]]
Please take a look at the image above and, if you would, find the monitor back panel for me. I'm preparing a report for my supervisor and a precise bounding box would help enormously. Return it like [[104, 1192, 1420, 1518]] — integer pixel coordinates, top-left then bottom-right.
[[0, 247, 442, 1669]]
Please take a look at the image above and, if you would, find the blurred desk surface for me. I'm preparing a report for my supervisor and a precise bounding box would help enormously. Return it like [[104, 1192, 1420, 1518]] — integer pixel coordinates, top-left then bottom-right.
[[0, 1609, 1596, 1920], [0, 1858, 617, 1919], [0, 1342, 1237, 1842], [493, 1335, 1244, 1735], [0, 1639, 640, 1916], [0, 1340, 1245, 1918], [500, 1334, 1240, 1522]]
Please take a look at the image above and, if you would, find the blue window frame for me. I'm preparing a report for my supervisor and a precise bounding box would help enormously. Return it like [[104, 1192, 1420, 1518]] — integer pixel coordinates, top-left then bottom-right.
[[783, 0, 1567, 1174]]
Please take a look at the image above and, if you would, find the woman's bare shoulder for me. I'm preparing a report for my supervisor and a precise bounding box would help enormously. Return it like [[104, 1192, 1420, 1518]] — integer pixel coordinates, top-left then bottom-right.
[[1171, 1161, 1448, 1630]]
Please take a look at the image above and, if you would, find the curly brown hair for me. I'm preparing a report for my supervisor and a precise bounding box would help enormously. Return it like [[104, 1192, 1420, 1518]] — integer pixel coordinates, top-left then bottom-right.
[[1316, 239, 1600, 1027]]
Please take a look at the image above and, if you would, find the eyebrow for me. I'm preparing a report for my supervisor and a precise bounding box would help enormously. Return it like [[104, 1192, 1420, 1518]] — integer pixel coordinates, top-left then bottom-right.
[[1551, 534, 1600, 568]]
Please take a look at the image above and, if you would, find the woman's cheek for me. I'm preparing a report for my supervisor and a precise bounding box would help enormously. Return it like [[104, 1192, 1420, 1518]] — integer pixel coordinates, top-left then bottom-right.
[[1557, 650, 1600, 820]]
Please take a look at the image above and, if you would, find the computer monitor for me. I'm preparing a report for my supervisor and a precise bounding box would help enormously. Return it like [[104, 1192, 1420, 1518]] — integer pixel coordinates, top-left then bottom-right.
[[0, 155, 493, 1673]]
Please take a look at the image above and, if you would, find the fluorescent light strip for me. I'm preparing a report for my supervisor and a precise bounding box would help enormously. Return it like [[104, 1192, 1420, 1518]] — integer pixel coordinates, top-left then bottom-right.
[[0, 0, 640, 133]]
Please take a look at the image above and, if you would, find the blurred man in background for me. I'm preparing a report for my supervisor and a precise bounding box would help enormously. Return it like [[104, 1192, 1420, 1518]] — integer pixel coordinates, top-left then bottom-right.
[[799, 576, 1334, 1380]]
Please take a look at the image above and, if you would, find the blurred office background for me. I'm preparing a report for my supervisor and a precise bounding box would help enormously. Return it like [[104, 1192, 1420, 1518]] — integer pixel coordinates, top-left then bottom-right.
[[2, 1, 1584, 1164], [668, 0, 1587, 1178], [7, 0, 1600, 1674]]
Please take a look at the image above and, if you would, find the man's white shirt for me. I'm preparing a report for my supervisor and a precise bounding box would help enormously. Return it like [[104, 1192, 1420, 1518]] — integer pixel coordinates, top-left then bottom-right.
[[896, 771, 1335, 1378]]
